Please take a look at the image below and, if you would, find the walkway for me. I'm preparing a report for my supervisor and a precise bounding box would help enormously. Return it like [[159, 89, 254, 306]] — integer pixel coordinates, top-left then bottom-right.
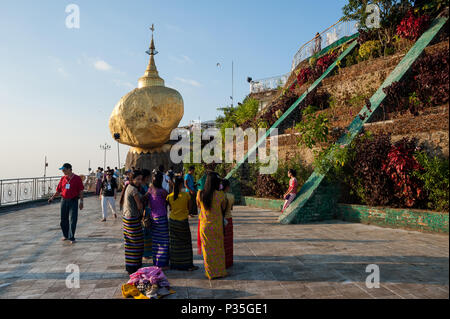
[[0, 197, 448, 299]]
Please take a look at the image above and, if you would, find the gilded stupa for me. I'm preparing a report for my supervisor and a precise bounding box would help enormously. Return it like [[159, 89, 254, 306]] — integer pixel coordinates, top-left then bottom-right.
[[109, 25, 184, 156]]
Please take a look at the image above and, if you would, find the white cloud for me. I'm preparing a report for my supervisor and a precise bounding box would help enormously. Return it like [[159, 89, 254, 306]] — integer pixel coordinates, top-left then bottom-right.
[[170, 55, 194, 64], [181, 55, 193, 64], [57, 67, 69, 78], [78, 54, 122, 74], [175, 77, 202, 87], [94, 60, 113, 71], [49, 56, 69, 78]]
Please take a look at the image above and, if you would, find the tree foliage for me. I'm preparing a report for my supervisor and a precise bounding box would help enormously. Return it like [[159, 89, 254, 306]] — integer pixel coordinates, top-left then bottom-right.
[[343, 0, 414, 47], [216, 98, 259, 136], [413, 151, 449, 211], [295, 105, 330, 149]]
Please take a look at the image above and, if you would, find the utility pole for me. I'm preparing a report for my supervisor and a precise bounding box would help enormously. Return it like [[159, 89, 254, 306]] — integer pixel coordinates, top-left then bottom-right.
[[43, 156, 48, 195], [231, 60, 234, 107], [99, 143, 111, 170], [114, 133, 121, 170], [43, 156, 48, 178]]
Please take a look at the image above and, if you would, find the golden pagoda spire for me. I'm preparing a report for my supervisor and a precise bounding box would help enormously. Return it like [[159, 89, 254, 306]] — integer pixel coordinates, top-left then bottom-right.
[[138, 24, 165, 88]]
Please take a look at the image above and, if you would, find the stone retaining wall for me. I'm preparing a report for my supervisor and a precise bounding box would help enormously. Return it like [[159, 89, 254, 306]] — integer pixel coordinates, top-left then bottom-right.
[[241, 196, 283, 211], [241, 196, 449, 233], [337, 204, 449, 234], [235, 42, 449, 168]]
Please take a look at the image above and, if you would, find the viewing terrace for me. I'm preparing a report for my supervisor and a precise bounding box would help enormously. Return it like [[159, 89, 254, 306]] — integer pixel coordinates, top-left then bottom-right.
[[0, 196, 448, 299]]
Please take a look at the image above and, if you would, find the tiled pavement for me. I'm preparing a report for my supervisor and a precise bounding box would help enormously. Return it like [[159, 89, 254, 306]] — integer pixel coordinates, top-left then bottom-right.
[[0, 197, 448, 299]]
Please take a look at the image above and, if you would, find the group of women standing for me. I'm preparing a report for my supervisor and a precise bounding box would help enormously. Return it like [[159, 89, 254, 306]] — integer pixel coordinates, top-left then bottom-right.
[[119, 169, 235, 280]]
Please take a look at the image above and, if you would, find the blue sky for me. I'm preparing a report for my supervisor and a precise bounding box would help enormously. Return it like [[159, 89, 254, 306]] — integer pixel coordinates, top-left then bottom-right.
[[0, 0, 347, 178]]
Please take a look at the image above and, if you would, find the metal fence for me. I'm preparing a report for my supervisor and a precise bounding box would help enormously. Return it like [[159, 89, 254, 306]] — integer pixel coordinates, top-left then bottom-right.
[[291, 19, 359, 71], [249, 73, 290, 94], [0, 175, 98, 207], [249, 19, 359, 94], [0, 176, 61, 206]]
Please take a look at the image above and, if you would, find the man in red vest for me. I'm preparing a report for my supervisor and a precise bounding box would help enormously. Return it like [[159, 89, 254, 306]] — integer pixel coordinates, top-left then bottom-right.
[[48, 163, 84, 244]]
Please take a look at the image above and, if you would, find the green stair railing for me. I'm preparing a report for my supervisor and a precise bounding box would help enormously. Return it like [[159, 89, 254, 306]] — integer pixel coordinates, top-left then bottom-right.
[[226, 39, 358, 180], [279, 16, 448, 225]]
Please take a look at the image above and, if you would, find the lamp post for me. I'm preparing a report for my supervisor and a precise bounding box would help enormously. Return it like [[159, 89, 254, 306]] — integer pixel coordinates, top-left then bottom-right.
[[99, 143, 111, 170], [113, 133, 121, 171], [43, 156, 48, 195], [43, 156, 48, 178], [231, 60, 234, 107]]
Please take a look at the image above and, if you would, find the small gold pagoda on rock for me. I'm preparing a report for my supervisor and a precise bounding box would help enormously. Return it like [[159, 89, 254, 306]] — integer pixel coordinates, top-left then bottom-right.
[[109, 25, 184, 154]]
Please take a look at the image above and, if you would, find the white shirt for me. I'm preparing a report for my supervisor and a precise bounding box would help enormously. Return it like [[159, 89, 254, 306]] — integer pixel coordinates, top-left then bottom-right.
[[162, 174, 170, 193]]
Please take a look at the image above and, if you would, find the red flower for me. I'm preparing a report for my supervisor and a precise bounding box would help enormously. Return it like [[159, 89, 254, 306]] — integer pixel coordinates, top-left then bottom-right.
[[397, 10, 430, 41], [382, 139, 424, 207], [296, 67, 313, 87]]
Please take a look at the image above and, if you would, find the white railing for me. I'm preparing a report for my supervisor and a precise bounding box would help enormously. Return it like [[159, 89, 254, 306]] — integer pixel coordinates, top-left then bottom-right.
[[291, 19, 359, 71], [0, 175, 98, 207], [249, 73, 290, 94], [249, 19, 359, 94], [0, 176, 61, 206]]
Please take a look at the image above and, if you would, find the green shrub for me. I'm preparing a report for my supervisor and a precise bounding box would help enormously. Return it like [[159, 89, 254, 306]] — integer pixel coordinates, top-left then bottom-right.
[[182, 162, 206, 181], [314, 142, 354, 177], [234, 98, 259, 126], [216, 98, 260, 136], [315, 132, 394, 206], [383, 45, 396, 56], [314, 131, 449, 211], [348, 94, 368, 107], [257, 121, 269, 129], [182, 162, 232, 182], [358, 40, 382, 61], [295, 105, 329, 149], [273, 155, 313, 191], [413, 152, 449, 212], [342, 0, 412, 49], [328, 96, 338, 109]]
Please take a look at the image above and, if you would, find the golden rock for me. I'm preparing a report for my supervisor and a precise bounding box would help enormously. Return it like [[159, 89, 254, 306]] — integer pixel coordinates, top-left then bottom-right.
[[109, 30, 184, 151]]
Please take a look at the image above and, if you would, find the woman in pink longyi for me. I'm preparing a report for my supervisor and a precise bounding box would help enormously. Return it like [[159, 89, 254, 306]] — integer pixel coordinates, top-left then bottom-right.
[[281, 169, 298, 213]]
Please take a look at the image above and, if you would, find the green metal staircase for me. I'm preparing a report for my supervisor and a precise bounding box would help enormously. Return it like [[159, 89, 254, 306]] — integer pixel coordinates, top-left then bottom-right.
[[226, 39, 359, 181], [279, 16, 448, 224]]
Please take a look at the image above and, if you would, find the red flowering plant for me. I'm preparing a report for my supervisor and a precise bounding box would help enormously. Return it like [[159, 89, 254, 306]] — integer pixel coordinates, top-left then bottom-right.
[[295, 67, 313, 88], [380, 49, 449, 116], [381, 138, 424, 207], [294, 51, 339, 89], [315, 51, 339, 74], [396, 9, 431, 41]]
